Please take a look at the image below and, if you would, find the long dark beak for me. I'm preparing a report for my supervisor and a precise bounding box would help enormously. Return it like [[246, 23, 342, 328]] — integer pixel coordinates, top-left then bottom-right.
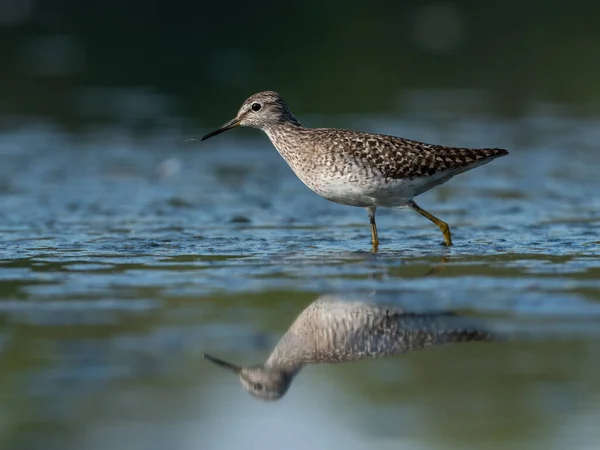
[[202, 354, 242, 374], [201, 117, 241, 141]]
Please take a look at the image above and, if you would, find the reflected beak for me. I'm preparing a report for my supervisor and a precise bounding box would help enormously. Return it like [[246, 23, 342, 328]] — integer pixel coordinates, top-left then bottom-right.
[[202, 354, 242, 374], [201, 117, 241, 141]]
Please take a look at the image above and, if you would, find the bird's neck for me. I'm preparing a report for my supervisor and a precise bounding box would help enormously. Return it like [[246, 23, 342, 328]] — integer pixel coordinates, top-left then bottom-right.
[[262, 121, 308, 160], [264, 349, 306, 377], [263, 331, 310, 378]]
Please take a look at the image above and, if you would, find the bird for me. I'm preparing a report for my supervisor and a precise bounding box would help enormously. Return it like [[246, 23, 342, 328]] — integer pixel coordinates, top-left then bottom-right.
[[201, 91, 509, 252], [202, 293, 499, 401]]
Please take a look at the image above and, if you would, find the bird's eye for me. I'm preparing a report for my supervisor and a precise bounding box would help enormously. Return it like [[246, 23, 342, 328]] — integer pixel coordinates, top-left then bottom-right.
[[251, 103, 261, 112], [253, 383, 264, 391]]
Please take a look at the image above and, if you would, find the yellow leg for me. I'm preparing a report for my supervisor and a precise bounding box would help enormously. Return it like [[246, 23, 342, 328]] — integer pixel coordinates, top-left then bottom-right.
[[367, 207, 379, 253], [408, 201, 453, 246]]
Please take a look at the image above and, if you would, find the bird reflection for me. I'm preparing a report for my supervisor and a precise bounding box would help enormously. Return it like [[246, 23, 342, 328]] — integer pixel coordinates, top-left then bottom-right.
[[203, 293, 499, 401]]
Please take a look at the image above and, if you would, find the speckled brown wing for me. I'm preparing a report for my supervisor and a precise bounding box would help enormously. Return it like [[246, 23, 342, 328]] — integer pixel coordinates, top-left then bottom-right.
[[320, 129, 509, 180]]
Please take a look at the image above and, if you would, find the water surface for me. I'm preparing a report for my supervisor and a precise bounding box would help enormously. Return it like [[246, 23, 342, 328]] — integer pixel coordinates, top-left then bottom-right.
[[1, 113, 599, 450]]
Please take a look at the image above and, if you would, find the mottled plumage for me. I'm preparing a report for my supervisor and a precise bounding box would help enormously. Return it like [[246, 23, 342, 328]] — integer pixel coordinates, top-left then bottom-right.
[[202, 91, 509, 251], [203, 293, 499, 401]]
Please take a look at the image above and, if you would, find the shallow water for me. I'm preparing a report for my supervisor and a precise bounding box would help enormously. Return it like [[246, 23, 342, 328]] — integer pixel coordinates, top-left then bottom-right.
[[1, 113, 600, 450]]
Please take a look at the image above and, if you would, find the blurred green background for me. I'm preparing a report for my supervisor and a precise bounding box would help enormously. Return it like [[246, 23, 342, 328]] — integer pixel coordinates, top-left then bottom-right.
[[2, 0, 600, 131]]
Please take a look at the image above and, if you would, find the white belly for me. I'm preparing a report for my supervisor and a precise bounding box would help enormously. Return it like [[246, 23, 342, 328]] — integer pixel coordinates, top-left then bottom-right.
[[298, 170, 453, 208]]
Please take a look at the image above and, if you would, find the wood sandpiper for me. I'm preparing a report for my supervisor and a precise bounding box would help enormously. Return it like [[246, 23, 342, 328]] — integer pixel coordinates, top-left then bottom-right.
[[201, 91, 509, 252], [203, 293, 498, 401]]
